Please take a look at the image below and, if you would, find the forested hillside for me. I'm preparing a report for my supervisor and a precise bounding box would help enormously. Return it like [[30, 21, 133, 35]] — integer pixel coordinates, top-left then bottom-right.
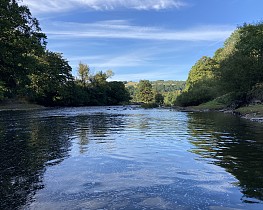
[[175, 23, 263, 108], [0, 0, 130, 106]]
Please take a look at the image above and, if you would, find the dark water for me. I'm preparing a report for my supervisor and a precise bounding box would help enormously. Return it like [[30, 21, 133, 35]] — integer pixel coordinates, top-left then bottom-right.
[[0, 106, 263, 210]]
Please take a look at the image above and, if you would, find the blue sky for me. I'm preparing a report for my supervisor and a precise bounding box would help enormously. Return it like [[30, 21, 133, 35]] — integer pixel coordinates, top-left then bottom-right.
[[22, 0, 263, 81]]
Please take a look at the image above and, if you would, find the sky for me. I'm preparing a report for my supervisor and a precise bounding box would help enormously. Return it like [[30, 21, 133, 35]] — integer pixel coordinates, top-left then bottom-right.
[[21, 0, 263, 81]]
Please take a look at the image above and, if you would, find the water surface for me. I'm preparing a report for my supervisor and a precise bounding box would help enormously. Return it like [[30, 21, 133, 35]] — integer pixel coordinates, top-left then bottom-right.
[[0, 106, 263, 209]]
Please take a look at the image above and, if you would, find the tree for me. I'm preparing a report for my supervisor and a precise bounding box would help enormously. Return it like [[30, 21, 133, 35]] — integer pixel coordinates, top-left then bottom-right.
[[78, 62, 89, 87], [185, 56, 216, 91], [176, 56, 218, 106], [0, 0, 46, 95], [155, 93, 164, 106], [107, 81, 130, 105], [164, 91, 180, 106], [136, 80, 154, 104], [88, 70, 113, 105], [216, 23, 263, 94], [28, 51, 74, 105]]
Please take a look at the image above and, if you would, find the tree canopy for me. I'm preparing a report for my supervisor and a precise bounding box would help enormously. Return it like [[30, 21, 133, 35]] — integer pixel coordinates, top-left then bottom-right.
[[176, 22, 263, 107], [0, 0, 130, 106]]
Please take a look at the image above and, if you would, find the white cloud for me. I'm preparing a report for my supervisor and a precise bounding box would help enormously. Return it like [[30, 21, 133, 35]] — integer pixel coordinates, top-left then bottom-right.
[[109, 67, 189, 81], [22, 0, 187, 14], [44, 20, 234, 42], [68, 48, 159, 70]]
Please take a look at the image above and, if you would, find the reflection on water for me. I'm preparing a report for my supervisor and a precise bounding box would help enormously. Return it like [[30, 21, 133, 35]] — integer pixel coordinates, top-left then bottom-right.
[[0, 107, 263, 210], [187, 112, 263, 203]]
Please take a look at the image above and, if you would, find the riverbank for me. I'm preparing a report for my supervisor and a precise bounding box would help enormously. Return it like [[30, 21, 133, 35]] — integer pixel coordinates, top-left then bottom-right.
[[179, 102, 263, 123], [235, 104, 263, 122], [1, 99, 263, 123], [0, 99, 46, 111]]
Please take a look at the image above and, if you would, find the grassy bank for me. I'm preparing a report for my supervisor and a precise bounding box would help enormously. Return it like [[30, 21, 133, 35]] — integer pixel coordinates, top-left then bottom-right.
[[235, 104, 263, 121], [186, 101, 263, 122]]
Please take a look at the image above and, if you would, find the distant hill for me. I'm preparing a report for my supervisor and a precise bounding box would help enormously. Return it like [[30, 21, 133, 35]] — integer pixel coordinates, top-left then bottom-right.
[[125, 80, 185, 93]]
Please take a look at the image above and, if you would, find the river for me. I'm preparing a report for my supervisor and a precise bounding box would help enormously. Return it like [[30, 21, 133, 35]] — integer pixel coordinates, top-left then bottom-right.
[[0, 106, 263, 210]]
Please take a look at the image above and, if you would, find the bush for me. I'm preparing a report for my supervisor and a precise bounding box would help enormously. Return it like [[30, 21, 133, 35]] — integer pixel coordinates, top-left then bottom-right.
[[0, 82, 7, 101], [141, 103, 158, 108], [247, 83, 263, 103], [175, 84, 215, 107]]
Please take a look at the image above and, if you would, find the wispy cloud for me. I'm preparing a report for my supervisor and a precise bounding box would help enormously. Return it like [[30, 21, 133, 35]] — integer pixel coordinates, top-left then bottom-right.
[[22, 0, 187, 14], [109, 67, 189, 81], [68, 48, 160, 69], [44, 20, 234, 42]]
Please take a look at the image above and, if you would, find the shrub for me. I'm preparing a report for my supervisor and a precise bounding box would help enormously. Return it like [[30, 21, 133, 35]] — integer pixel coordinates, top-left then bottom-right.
[[0, 82, 7, 101], [247, 83, 263, 103]]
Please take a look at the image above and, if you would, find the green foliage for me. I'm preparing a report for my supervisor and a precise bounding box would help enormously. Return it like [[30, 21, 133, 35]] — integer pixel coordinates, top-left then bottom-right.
[[27, 51, 74, 106], [126, 85, 136, 101], [0, 81, 7, 101], [141, 103, 158, 108], [126, 80, 185, 105], [163, 91, 180, 106], [70, 70, 130, 106], [215, 23, 263, 94], [236, 104, 263, 116], [152, 80, 185, 92], [213, 93, 236, 106], [175, 80, 216, 107], [78, 63, 89, 87], [107, 81, 130, 105], [247, 83, 263, 102], [155, 93, 164, 105], [136, 80, 154, 104], [0, 2, 130, 107], [185, 56, 216, 91], [175, 56, 218, 107], [176, 22, 263, 107], [0, 0, 46, 95], [195, 100, 226, 110]]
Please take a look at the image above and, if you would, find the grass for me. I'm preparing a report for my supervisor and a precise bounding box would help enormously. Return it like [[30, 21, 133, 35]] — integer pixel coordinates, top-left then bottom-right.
[[196, 100, 226, 110], [235, 104, 263, 117]]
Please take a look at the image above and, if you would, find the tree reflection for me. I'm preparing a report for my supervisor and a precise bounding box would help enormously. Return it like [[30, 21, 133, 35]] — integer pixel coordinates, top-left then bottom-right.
[[187, 112, 263, 202], [0, 111, 73, 210], [75, 113, 128, 153]]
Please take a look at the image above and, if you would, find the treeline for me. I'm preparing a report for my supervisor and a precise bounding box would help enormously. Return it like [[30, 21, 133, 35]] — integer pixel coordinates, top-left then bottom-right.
[[176, 22, 263, 108], [126, 80, 185, 106], [0, 0, 130, 106]]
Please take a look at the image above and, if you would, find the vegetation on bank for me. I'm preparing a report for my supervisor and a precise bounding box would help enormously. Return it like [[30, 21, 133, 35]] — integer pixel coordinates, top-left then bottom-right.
[[174, 22, 263, 112], [0, 0, 130, 107], [126, 80, 185, 107], [235, 104, 263, 118]]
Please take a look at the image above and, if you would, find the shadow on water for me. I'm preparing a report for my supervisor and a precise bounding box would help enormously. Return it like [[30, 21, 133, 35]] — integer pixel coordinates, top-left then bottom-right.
[[0, 110, 73, 210], [187, 111, 263, 203], [0, 108, 123, 210]]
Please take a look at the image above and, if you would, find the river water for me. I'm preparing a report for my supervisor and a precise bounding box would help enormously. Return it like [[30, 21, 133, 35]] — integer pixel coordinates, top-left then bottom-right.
[[0, 106, 263, 210]]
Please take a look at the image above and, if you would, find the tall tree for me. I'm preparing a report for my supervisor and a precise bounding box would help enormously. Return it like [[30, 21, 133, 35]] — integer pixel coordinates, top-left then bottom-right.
[[78, 62, 89, 87], [176, 56, 217, 106], [28, 51, 74, 105], [136, 80, 154, 104], [107, 81, 130, 105], [0, 0, 46, 95], [185, 56, 216, 91], [216, 23, 263, 93]]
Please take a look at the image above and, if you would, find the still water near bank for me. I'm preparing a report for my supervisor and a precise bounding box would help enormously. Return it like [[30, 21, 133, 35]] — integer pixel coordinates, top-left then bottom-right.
[[0, 106, 263, 210]]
